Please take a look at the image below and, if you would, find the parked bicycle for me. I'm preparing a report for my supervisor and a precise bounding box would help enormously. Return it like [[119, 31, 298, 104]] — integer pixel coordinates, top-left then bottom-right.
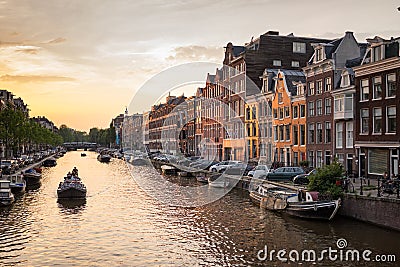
[[379, 178, 400, 197]]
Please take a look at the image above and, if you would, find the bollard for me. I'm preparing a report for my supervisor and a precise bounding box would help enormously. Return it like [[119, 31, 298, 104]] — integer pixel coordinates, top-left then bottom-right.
[[368, 177, 370, 187], [377, 176, 381, 197], [360, 177, 364, 195], [397, 183, 399, 199]]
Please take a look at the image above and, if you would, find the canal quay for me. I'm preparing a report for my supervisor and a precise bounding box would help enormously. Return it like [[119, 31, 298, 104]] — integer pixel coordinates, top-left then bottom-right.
[[0, 151, 398, 266]]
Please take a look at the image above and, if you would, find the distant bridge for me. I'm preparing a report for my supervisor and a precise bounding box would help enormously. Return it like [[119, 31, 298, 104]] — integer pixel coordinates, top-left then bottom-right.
[[63, 142, 98, 150]]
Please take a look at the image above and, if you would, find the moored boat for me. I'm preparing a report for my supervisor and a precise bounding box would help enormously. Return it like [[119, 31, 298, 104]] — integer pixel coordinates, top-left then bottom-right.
[[97, 154, 111, 163], [196, 175, 208, 184], [131, 157, 150, 166], [250, 183, 341, 221], [208, 174, 230, 188], [6, 173, 26, 194], [23, 168, 42, 186], [0, 180, 15, 206], [81, 153, 87, 157], [43, 157, 57, 167]]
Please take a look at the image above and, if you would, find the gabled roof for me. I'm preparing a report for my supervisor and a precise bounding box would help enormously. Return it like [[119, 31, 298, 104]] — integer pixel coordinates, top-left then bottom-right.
[[264, 69, 305, 96]]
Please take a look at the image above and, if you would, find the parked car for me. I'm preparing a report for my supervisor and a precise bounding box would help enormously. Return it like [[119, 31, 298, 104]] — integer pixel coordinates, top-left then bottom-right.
[[265, 167, 305, 181], [209, 161, 241, 173], [248, 165, 271, 178], [292, 169, 317, 185], [226, 163, 254, 176]]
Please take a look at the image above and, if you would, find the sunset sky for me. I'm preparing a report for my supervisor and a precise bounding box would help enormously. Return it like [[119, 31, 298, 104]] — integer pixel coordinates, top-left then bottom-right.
[[0, 0, 399, 131]]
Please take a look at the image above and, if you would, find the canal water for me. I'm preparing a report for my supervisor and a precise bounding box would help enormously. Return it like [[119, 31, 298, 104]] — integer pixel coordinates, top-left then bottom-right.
[[1, 151, 400, 266]]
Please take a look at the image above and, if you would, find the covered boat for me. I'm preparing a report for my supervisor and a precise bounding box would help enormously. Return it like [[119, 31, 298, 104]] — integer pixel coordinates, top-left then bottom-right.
[[6, 173, 26, 194], [43, 157, 57, 167], [97, 154, 111, 163], [0, 180, 15, 206], [23, 168, 42, 186], [57, 176, 87, 199]]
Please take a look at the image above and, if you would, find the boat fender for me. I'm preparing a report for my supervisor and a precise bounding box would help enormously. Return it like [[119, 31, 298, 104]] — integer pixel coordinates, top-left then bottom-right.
[[313, 204, 317, 211]]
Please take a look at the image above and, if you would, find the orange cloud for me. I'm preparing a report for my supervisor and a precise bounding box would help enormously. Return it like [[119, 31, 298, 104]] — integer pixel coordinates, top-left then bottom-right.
[[45, 37, 66, 44], [166, 45, 223, 61]]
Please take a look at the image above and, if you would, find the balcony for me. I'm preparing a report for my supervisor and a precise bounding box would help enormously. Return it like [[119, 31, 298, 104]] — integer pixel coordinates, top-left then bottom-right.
[[334, 95, 354, 120]]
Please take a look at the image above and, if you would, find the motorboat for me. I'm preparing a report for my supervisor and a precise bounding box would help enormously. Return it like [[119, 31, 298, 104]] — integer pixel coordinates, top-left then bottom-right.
[[81, 153, 87, 157], [250, 183, 341, 220], [0, 180, 15, 206], [23, 168, 42, 186], [6, 173, 26, 194], [57, 175, 87, 199], [43, 158, 57, 167]]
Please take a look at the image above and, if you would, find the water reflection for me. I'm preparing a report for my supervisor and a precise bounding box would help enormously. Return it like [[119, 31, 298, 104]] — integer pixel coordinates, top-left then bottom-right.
[[57, 198, 87, 214]]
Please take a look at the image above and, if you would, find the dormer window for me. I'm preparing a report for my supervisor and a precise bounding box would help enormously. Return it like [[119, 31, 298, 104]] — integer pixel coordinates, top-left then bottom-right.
[[341, 74, 350, 87], [372, 45, 383, 62], [316, 47, 324, 61]]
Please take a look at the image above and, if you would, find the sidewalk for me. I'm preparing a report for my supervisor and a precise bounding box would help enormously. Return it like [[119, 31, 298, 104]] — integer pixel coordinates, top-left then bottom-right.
[[346, 177, 400, 199]]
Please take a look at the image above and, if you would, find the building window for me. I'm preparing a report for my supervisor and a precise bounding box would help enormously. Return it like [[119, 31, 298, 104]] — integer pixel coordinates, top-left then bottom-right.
[[372, 76, 382, 99], [316, 80, 322, 94], [334, 96, 344, 112], [274, 126, 278, 141], [325, 77, 332, 92], [285, 125, 290, 141], [278, 92, 283, 103], [246, 107, 251, 120], [308, 123, 315, 144], [279, 125, 284, 141], [308, 151, 315, 168], [293, 106, 298, 118], [325, 122, 331, 143], [300, 104, 306, 118], [316, 123, 323, 144], [325, 151, 331, 165], [273, 108, 278, 119], [273, 60, 281, 66], [308, 101, 315, 117], [341, 74, 350, 87], [336, 153, 344, 165], [361, 109, 369, 134], [294, 152, 299, 166], [293, 125, 298, 145], [316, 48, 324, 61], [346, 122, 353, 148], [300, 124, 305, 146], [361, 79, 369, 101], [293, 42, 306, 53], [316, 151, 322, 168], [316, 99, 323, 116], [268, 122, 272, 138], [325, 98, 331, 114], [252, 106, 256, 119], [336, 122, 343, 148], [387, 73, 396, 98], [308, 82, 315, 95], [284, 106, 290, 118], [279, 108, 284, 119], [387, 106, 396, 133], [372, 45, 382, 62], [252, 123, 257, 137], [373, 107, 382, 134], [291, 61, 300, 67]]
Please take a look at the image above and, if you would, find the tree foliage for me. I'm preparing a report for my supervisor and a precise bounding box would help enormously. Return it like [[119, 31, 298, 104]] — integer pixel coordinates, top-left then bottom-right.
[[307, 160, 344, 199], [0, 105, 63, 158]]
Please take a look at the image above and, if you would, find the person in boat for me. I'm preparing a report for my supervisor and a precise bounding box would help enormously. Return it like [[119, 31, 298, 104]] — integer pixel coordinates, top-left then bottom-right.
[[66, 172, 72, 180], [72, 167, 78, 177]]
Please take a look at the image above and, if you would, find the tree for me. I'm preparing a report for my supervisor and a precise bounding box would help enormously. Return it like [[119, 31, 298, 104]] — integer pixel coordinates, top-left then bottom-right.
[[307, 160, 344, 199], [0, 105, 26, 158]]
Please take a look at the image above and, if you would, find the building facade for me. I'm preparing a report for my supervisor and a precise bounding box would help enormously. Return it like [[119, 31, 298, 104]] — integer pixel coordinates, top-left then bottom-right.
[[303, 32, 363, 169], [354, 36, 400, 178]]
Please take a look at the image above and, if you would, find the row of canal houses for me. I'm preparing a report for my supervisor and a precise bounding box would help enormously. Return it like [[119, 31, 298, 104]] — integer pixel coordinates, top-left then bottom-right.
[[122, 30, 400, 179]]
